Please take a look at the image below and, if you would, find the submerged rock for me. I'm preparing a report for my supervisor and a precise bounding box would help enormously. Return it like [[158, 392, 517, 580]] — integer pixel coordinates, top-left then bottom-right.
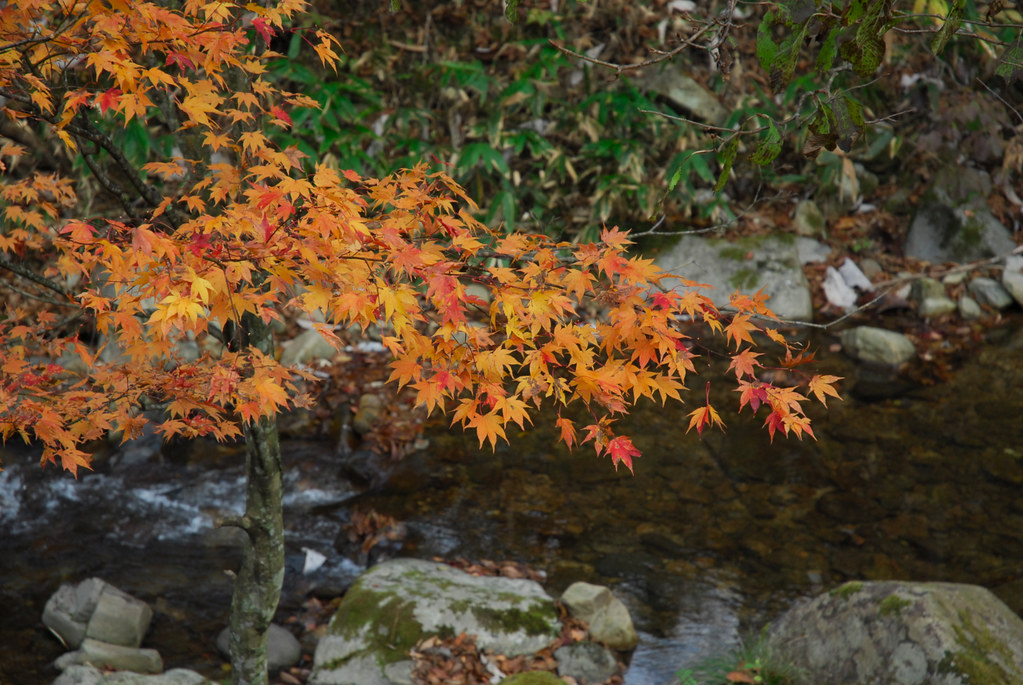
[[309, 558, 561, 685], [768, 581, 1023, 684]]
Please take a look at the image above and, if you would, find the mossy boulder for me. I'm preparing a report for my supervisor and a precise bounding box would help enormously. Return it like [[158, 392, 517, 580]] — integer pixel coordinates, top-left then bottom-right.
[[767, 581, 1023, 684], [309, 558, 561, 685], [499, 672, 565, 685], [654, 234, 812, 321]]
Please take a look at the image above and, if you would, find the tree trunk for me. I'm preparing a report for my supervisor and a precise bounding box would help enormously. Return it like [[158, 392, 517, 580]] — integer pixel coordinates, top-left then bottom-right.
[[228, 315, 285, 685]]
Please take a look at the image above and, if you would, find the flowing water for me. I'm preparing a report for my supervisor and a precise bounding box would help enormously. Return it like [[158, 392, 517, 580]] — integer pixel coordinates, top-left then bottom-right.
[[3, 324, 1023, 684]]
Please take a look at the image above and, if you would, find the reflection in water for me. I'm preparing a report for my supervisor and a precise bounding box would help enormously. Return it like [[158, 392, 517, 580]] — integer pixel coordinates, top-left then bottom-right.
[[3, 326, 1023, 684]]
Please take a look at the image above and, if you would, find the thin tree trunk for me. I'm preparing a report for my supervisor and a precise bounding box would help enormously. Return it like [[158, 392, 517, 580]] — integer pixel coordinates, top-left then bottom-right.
[[228, 315, 285, 685]]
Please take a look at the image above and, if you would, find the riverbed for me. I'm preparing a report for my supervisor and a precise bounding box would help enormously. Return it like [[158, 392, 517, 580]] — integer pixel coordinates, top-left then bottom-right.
[[2, 323, 1023, 684]]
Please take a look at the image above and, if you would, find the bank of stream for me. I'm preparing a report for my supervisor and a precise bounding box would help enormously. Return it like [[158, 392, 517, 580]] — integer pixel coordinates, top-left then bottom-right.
[[2, 322, 1023, 684]]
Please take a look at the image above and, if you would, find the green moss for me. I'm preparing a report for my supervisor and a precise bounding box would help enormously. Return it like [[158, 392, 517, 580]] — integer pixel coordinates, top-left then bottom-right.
[[936, 609, 1018, 682], [718, 246, 749, 261], [829, 581, 864, 600], [499, 671, 564, 685], [471, 602, 558, 637], [331, 585, 424, 665], [729, 267, 759, 290], [878, 595, 912, 616]]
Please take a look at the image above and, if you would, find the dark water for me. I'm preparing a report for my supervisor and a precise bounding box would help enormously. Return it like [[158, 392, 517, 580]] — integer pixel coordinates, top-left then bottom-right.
[[3, 324, 1023, 685]]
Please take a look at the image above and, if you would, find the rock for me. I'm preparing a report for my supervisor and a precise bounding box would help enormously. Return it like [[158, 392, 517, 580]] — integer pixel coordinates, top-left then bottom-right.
[[55, 638, 163, 674], [655, 234, 812, 321], [351, 393, 385, 435], [969, 277, 1014, 310], [280, 328, 338, 367], [910, 276, 947, 302], [822, 266, 857, 311], [560, 582, 638, 650], [86, 585, 153, 648], [53, 665, 103, 685], [838, 258, 873, 291], [216, 624, 301, 671], [840, 326, 916, 365], [918, 297, 957, 318], [905, 205, 1015, 264], [555, 641, 619, 683], [959, 296, 983, 320], [499, 672, 565, 685], [44, 578, 107, 648], [89, 670, 212, 684], [1001, 255, 1023, 306], [793, 200, 826, 237], [310, 558, 561, 685], [767, 581, 1023, 684], [795, 236, 831, 264], [642, 68, 727, 125]]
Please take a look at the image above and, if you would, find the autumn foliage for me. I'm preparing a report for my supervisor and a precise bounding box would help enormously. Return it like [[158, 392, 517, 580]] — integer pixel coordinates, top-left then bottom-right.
[[0, 0, 838, 478]]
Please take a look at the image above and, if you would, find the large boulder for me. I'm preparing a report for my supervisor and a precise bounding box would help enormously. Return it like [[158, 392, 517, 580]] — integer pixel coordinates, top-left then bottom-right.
[[767, 581, 1023, 684], [904, 167, 1015, 264], [655, 234, 812, 321], [309, 558, 561, 685]]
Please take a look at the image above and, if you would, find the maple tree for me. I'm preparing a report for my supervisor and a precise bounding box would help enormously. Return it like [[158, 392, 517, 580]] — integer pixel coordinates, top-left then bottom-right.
[[0, 1, 838, 683]]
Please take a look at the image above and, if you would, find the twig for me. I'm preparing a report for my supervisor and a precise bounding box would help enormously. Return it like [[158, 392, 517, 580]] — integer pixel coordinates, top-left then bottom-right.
[[976, 77, 1023, 125]]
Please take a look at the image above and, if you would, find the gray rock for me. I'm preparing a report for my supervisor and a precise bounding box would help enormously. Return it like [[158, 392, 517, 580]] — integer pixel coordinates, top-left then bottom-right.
[[280, 328, 338, 367], [768, 581, 1023, 684], [918, 297, 957, 318], [905, 204, 1015, 264], [822, 266, 857, 311], [1002, 255, 1023, 306], [53, 665, 103, 685], [838, 258, 873, 291], [560, 582, 638, 650], [44, 578, 107, 648], [642, 68, 727, 125], [910, 276, 948, 303], [793, 200, 826, 237], [55, 638, 162, 674], [655, 234, 812, 321], [958, 296, 983, 320], [795, 237, 831, 265], [840, 326, 916, 366], [969, 277, 1014, 310], [96, 670, 212, 685], [216, 623, 301, 671], [555, 641, 619, 683], [310, 558, 560, 685], [86, 585, 153, 648]]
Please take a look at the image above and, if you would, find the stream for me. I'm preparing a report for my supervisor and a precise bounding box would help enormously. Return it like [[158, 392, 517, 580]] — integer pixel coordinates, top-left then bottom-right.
[[3, 322, 1023, 684]]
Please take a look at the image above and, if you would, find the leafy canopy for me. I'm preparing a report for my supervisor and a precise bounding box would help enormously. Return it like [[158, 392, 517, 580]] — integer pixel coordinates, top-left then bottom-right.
[[0, 0, 837, 477]]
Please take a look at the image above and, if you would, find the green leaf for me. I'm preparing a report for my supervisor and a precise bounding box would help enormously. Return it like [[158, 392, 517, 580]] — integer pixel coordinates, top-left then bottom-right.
[[505, 0, 519, 22], [815, 26, 840, 75], [751, 119, 783, 166], [930, 0, 966, 55], [714, 137, 740, 192], [832, 97, 865, 152], [770, 23, 808, 91], [756, 11, 780, 72], [995, 39, 1023, 83]]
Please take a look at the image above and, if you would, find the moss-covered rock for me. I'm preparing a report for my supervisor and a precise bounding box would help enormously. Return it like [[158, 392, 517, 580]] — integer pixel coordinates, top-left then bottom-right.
[[499, 671, 565, 685], [309, 558, 561, 685], [767, 581, 1023, 684]]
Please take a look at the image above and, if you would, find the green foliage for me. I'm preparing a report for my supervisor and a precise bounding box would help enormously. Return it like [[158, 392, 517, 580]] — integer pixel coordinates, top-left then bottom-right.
[[675, 629, 804, 685]]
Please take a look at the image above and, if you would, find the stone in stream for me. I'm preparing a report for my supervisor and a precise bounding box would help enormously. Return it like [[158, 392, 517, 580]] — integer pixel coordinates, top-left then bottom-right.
[[767, 581, 1023, 684], [53, 666, 212, 685], [560, 582, 638, 650], [43, 578, 154, 649], [215, 623, 302, 671]]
